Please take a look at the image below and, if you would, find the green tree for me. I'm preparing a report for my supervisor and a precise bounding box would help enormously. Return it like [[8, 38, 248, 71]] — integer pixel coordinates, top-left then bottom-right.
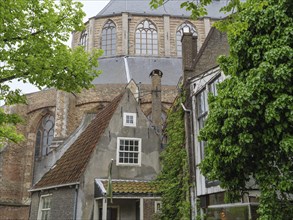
[[151, 0, 292, 219], [0, 0, 102, 144], [199, 0, 293, 219]]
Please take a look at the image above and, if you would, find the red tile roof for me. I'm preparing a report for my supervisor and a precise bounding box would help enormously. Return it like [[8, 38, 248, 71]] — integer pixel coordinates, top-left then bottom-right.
[[33, 92, 124, 189], [99, 179, 158, 194]]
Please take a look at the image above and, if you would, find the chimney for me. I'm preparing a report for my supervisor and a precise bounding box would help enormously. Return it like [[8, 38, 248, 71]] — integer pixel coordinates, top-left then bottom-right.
[[182, 32, 197, 82], [150, 69, 163, 133]]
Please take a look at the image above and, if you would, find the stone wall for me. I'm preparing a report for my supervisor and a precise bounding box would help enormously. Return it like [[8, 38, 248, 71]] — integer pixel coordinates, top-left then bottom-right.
[[72, 13, 213, 58]]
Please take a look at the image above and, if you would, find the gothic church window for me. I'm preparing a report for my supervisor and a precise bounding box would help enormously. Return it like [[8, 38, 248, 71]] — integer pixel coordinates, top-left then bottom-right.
[[135, 19, 158, 55], [101, 20, 116, 56], [176, 22, 197, 57], [35, 114, 55, 158], [80, 30, 88, 50]]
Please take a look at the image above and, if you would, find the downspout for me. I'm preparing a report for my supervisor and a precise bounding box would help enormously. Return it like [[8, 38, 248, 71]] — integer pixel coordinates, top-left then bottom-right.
[[181, 103, 197, 220], [123, 56, 131, 83], [73, 184, 79, 219]]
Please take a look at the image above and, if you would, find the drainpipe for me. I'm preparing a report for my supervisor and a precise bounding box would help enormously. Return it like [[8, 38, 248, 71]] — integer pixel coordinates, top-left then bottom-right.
[[73, 184, 79, 219], [181, 102, 197, 220]]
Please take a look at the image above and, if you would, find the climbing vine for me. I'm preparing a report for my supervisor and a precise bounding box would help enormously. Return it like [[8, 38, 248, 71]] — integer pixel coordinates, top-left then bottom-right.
[[155, 91, 191, 220]]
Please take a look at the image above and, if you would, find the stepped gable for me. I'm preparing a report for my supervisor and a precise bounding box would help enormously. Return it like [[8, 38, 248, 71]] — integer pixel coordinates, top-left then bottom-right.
[[97, 0, 227, 19], [33, 92, 125, 189]]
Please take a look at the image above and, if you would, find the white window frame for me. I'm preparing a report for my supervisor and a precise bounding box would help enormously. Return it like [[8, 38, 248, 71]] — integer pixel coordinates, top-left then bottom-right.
[[37, 194, 52, 220], [155, 201, 162, 213], [116, 137, 141, 166], [123, 113, 137, 127]]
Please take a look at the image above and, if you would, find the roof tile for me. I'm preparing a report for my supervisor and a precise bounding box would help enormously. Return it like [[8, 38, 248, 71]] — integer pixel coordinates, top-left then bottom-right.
[[33, 92, 125, 189], [101, 180, 158, 194]]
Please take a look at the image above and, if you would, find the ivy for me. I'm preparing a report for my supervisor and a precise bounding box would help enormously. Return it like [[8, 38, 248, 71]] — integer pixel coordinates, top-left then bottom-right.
[[200, 0, 293, 219], [155, 91, 191, 220]]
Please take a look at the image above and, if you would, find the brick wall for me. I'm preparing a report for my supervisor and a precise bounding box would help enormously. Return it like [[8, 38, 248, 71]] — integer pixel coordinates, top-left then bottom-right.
[[193, 28, 229, 77], [143, 199, 161, 220], [0, 205, 29, 220]]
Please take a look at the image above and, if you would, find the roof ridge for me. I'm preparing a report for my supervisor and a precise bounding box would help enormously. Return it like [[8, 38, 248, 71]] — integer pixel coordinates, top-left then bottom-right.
[[193, 27, 216, 68], [33, 91, 125, 189], [97, 0, 115, 16]]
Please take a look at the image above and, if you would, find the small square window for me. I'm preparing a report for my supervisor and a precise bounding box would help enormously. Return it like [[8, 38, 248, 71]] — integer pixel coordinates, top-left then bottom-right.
[[117, 137, 141, 166], [123, 113, 136, 127]]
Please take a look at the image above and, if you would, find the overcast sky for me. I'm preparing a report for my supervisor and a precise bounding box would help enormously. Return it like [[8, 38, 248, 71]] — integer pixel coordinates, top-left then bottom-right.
[[8, 0, 110, 95]]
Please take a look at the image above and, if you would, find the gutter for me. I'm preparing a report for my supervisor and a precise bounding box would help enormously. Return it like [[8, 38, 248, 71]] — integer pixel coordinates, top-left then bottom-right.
[[29, 182, 80, 192]]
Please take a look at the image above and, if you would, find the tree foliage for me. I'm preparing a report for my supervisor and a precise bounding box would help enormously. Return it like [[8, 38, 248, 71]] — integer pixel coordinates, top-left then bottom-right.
[[0, 0, 102, 144], [198, 0, 293, 219], [154, 93, 190, 220], [151, 0, 292, 218]]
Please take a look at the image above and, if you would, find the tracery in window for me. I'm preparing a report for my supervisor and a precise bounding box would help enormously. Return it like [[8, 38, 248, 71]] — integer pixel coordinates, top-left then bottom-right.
[[80, 30, 88, 50], [176, 22, 197, 57], [101, 20, 116, 56], [135, 19, 158, 55], [35, 114, 55, 158]]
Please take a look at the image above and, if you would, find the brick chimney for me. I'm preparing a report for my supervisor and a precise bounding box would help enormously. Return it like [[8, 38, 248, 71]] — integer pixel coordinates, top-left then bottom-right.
[[150, 69, 163, 133], [182, 32, 197, 82]]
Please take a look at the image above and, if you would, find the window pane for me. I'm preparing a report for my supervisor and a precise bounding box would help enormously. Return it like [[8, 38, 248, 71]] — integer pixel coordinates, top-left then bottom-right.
[[135, 20, 157, 55], [176, 22, 197, 56], [101, 20, 116, 56], [118, 138, 140, 164]]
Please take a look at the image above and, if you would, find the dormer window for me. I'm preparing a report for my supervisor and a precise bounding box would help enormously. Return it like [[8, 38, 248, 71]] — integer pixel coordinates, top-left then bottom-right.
[[123, 113, 136, 127]]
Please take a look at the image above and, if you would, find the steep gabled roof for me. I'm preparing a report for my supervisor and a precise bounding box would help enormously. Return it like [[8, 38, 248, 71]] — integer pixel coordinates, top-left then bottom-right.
[[97, 0, 228, 19], [192, 27, 229, 77], [33, 92, 125, 189]]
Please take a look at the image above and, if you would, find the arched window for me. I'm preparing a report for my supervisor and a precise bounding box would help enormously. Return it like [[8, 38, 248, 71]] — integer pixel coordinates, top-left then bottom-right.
[[176, 22, 197, 57], [35, 114, 55, 158], [80, 30, 88, 50], [135, 20, 158, 55], [101, 20, 116, 56]]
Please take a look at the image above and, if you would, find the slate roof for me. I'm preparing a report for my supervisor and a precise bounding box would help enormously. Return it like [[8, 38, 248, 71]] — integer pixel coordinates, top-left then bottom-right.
[[33, 92, 125, 189], [97, 0, 228, 19], [97, 179, 158, 195], [93, 56, 182, 86]]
